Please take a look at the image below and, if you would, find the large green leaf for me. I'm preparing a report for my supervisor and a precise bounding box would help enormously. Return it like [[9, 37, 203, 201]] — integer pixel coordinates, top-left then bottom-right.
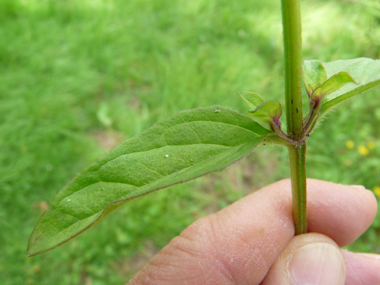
[[27, 106, 272, 256], [307, 58, 380, 117]]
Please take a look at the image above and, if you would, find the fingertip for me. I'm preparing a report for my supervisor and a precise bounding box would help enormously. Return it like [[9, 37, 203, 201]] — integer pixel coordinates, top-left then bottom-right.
[[341, 250, 380, 285], [306, 180, 378, 246], [262, 233, 345, 285], [347, 184, 378, 210]]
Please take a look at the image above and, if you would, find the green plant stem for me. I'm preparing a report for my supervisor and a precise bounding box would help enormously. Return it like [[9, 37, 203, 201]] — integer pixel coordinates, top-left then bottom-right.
[[281, 0, 303, 138], [288, 144, 307, 234], [281, 0, 308, 234]]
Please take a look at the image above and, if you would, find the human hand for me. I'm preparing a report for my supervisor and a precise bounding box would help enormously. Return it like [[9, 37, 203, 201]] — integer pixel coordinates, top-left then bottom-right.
[[128, 179, 379, 284]]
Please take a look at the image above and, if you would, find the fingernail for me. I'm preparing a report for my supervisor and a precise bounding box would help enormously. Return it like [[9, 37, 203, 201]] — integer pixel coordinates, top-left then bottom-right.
[[349, 185, 366, 190], [289, 243, 345, 285]]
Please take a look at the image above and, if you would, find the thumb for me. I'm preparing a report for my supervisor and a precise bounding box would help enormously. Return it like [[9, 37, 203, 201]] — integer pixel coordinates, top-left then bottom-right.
[[262, 233, 346, 285]]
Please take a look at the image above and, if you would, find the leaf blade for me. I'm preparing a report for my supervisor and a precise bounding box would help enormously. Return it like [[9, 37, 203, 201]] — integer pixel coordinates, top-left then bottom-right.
[[27, 106, 271, 256]]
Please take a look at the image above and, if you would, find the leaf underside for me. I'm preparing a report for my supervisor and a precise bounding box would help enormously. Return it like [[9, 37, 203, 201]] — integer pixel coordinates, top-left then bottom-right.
[[27, 106, 271, 256]]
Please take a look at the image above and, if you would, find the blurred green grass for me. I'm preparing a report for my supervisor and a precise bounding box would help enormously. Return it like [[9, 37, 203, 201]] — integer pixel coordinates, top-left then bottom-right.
[[0, 0, 379, 283]]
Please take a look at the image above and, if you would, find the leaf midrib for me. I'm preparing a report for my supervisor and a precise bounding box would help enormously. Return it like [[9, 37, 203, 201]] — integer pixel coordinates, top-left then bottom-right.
[[55, 139, 262, 223], [59, 143, 240, 203], [56, 119, 264, 204]]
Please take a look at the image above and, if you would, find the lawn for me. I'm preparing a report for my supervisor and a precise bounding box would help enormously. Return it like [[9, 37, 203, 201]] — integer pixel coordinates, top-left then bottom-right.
[[1, 0, 379, 284]]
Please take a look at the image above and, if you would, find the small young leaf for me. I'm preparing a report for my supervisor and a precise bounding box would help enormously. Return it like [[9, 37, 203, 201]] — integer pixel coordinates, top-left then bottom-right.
[[303, 60, 327, 96], [248, 101, 282, 128], [238, 91, 264, 110], [311, 71, 356, 101], [27, 106, 272, 256], [306, 58, 380, 117]]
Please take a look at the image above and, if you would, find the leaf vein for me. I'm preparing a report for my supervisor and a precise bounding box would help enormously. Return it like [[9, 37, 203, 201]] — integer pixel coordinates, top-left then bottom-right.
[[188, 123, 202, 143], [162, 133, 169, 146], [164, 120, 260, 136], [138, 162, 164, 177], [74, 201, 96, 214], [106, 143, 232, 165], [59, 211, 81, 221], [52, 212, 100, 235]]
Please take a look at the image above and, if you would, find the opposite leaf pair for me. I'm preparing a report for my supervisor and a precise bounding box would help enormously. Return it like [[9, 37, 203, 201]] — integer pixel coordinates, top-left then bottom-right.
[[240, 58, 380, 137], [304, 58, 380, 134]]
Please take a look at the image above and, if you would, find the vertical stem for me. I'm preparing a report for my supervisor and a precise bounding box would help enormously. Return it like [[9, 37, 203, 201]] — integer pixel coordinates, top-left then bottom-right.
[[281, 0, 304, 139], [288, 144, 307, 234], [281, 0, 307, 234]]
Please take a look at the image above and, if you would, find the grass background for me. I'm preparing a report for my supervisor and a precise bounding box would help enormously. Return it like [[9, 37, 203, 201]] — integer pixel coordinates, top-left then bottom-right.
[[1, 0, 379, 284]]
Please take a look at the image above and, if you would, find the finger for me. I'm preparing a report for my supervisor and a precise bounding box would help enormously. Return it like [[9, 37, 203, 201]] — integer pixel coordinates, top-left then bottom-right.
[[341, 250, 380, 284], [128, 179, 377, 284], [305, 180, 377, 246], [261, 233, 346, 285]]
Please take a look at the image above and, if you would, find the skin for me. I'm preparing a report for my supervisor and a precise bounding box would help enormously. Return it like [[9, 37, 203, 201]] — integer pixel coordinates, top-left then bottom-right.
[[127, 179, 379, 284]]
